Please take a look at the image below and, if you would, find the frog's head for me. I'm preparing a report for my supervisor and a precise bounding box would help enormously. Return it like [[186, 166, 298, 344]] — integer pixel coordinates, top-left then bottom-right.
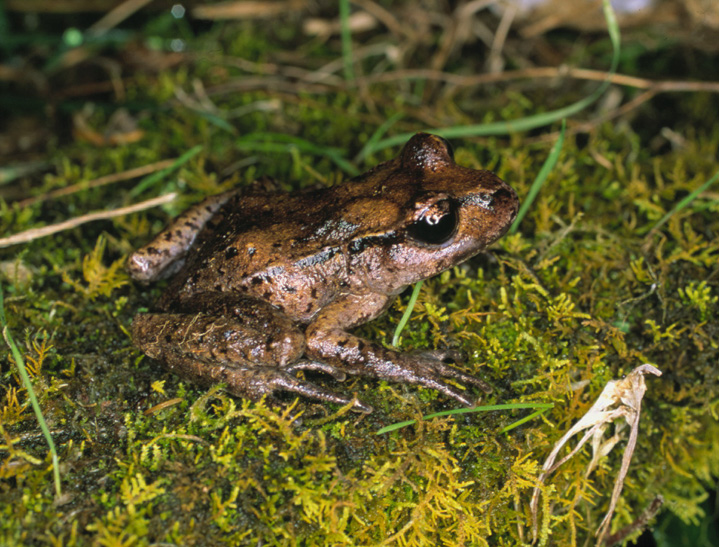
[[387, 132, 519, 285]]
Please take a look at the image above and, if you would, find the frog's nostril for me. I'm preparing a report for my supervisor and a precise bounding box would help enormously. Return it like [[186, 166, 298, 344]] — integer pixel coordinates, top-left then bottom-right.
[[492, 186, 518, 214]]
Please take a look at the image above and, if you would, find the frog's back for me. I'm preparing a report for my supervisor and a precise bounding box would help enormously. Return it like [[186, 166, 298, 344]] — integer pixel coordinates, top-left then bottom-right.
[[164, 160, 408, 319]]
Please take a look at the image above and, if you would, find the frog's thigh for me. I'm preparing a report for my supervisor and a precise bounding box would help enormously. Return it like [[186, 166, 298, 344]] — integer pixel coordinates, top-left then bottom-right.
[[133, 307, 305, 370], [132, 302, 369, 410], [132, 308, 302, 394]]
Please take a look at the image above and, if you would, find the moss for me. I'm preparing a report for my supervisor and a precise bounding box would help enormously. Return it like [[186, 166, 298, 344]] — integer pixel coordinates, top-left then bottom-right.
[[2, 7, 719, 546]]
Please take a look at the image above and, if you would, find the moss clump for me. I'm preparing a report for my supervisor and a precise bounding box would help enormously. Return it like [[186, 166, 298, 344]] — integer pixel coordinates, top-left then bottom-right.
[[2, 5, 719, 546]]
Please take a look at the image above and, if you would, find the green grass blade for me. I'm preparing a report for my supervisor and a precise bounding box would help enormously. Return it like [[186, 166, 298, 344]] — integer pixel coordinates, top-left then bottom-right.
[[236, 132, 360, 176], [649, 170, 719, 234], [375, 420, 418, 435], [392, 280, 423, 347], [499, 407, 552, 433], [339, 0, 355, 82], [129, 144, 204, 197], [191, 109, 236, 133], [376, 402, 554, 434], [0, 161, 51, 186], [510, 119, 566, 233], [355, 112, 404, 163], [0, 286, 62, 498], [423, 402, 554, 419]]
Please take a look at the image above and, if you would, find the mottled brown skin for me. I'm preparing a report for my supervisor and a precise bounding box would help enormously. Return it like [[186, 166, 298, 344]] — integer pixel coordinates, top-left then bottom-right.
[[129, 133, 519, 412]]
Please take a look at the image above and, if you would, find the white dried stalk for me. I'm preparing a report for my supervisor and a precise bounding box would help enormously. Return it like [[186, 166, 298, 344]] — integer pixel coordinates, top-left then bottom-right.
[[530, 364, 662, 545]]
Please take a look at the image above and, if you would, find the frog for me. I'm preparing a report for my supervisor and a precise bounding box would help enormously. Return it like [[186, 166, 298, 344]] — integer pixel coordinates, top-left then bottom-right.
[[128, 133, 519, 413]]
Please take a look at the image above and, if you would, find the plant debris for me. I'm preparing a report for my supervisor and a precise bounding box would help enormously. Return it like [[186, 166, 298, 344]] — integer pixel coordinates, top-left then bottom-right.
[[531, 364, 663, 545]]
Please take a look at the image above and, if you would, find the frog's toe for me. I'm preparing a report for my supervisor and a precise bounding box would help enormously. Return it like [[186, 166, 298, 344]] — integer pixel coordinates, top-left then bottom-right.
[[401, 357, 491, 405], [351, 398, 373, 413], [284, 360, 347, 381], [268, 371, 372, 413], [413, 374, 477, 407], [434, 361, 492, 394]]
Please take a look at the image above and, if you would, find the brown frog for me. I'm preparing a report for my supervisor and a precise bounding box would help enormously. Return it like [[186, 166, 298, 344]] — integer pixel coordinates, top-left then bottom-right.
[[128, 133, 518, 412]]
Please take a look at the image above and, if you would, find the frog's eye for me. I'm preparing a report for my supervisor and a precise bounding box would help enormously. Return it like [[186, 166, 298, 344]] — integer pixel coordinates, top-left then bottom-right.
[[408, 199, 458, 245]]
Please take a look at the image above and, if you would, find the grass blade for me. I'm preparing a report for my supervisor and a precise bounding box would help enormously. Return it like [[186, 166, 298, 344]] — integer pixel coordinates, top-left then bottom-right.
[[510, 119, 566, 233], [355, 112, 404, 163], [392, 280, 423, 347], [236, 132, 360, 176], [0, 161, 50, 186], [648, 170, 719, 234], [499, 407, 552, 433], [339, 0, 355, 82], [376, 402, 554, 434], [0, 286, 62, 498], [129, 144, 203, 197]]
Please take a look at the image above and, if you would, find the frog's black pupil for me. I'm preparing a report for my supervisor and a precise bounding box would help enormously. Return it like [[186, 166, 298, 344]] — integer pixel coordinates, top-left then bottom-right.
[[408, 201, 458, 245]]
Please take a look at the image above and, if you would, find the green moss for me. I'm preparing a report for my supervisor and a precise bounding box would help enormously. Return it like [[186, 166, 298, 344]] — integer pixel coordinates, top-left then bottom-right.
[[2, 8, 719, 546]]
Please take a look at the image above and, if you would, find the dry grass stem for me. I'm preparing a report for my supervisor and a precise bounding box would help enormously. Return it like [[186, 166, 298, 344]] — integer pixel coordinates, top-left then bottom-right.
[[349, 0, 406, 38], [192, 1, 301, 20], [88, 0, 154, 36], [18, 159, 176, 208], [0, 193, 176, 248], [362, 67, 719, 92], [602, 495, 664, 546]]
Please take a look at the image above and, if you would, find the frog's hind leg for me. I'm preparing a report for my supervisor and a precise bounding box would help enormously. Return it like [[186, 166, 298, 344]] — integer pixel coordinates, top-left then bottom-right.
[[305, 293, 491, 408], [127, 189, 239, 283], [132, 304, 371, 412]]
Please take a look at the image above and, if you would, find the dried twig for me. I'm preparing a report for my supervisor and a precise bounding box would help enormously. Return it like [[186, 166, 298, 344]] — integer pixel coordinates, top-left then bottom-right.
[[0, 193, 176, 249], [88, 0, 154, 36], [362, 66, 719, 92], [18, 159, 176, 208], [192, 1, 297, 20], [349, 0, 406, 38], [487, 1, 517, 73], [432, 0, 495, 74]]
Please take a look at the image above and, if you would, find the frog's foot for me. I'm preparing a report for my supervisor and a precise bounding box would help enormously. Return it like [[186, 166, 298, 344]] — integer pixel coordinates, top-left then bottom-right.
[[306, 332, 490, 407], [224, 365, 372, 413], [382, 355, 486, 407], [141, 350, 371, 413]]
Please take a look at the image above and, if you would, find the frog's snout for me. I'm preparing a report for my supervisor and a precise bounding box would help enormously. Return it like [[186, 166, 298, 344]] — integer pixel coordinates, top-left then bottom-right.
[[492, 182, 519, 223]]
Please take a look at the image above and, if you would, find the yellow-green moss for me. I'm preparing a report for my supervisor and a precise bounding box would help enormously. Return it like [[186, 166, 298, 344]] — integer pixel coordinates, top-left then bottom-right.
[[2, 11, 719, 547]]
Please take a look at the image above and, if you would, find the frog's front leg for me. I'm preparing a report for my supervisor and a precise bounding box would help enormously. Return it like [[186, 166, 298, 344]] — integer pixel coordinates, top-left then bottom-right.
[[132, 295, 371, 412], [305, 293, 491, 407], [128, 189, 239, 283]]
